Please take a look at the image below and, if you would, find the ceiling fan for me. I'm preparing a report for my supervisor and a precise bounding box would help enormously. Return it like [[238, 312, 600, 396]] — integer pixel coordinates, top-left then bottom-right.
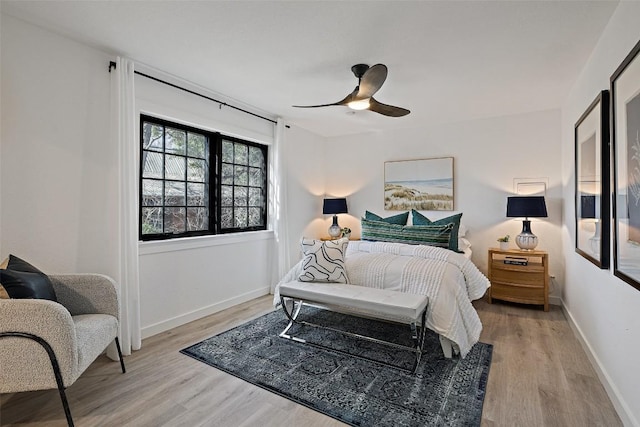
[[293, 63, 410, 117]]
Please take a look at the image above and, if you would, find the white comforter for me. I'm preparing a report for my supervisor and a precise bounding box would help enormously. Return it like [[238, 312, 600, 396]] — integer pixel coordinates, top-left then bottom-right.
[[274, 241, 490, 358]]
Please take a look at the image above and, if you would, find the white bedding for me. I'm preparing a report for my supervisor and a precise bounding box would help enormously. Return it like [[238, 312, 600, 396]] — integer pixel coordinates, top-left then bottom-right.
[[274, 241, 489, 358]]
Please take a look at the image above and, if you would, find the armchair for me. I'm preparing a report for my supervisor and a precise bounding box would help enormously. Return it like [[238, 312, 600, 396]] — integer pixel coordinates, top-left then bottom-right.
[[0, 274, 126, 427]]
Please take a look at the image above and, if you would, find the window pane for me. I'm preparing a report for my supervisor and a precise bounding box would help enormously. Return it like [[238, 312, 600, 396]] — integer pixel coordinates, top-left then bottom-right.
[[221, 207, 233, 228], [187, 183, 206, 206], [249, 207, 262, 227], [187, 158, 206, 182], [142, 179, 163, 206], [164, 208, 186, 233], [234, 208, 248, 228], [187, 132, 206, 158], [234, 165, 248, 186], [187, 207, 208, 231], [249, 167, 262, 187], [142, 123, 163, 152], [249, 187, 262, 206], [165, 182, 186, 206], [222, 140, 234, 163], [249, 146, 264, 167], [165, 155, 186, 180], [234, 143, 248, 165], [142, 151, 163, 179], [221, 163, 234, 185], [221, 185, 233, 206], [166, 128, 186, 155], [142, 207, 163, 234], [234, 187, 247, 207]]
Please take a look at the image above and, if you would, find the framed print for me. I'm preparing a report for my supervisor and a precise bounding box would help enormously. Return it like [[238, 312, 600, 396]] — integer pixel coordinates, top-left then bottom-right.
[[612, 38, 640, 291], [574, 91, 610, 268], [384, 157, 454, 211]]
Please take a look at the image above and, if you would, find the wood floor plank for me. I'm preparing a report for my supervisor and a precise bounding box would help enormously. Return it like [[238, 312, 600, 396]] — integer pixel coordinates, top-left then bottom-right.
[[0, 295, 622, 426]]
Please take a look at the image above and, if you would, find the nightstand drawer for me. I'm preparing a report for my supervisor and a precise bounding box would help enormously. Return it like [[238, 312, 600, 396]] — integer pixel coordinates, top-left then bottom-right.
[[490, 282, 546, 304], [488, 248, 549, 311], [491, 268, 544, 287]]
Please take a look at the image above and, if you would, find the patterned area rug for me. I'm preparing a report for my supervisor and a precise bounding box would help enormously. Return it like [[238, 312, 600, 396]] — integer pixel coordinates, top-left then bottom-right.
[[181, 306, 492, 426]]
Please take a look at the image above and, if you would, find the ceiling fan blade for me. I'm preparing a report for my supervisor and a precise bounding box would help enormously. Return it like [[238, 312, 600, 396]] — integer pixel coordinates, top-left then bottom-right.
[[293, 87, 357, 108], [369, 97, 410, 117], [356, 64, 388, 99]]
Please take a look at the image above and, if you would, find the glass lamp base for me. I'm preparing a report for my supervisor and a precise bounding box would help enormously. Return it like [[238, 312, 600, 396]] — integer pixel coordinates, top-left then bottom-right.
[[515, 232, 538, 251], [328, 224, 342, 238]]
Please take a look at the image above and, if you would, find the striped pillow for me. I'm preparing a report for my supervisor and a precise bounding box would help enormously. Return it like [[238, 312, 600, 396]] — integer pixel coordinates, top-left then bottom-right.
[[361, 218, 453, 248], [412, 210, 463, 253], [299, 238, 350, 283]]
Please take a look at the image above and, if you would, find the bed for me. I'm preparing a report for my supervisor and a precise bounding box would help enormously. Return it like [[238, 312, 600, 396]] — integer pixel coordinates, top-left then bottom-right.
[[274, 239, 490, 358]]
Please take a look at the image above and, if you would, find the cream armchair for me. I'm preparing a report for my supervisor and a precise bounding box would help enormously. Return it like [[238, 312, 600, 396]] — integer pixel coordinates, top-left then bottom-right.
[[0, 274, 126, 427]]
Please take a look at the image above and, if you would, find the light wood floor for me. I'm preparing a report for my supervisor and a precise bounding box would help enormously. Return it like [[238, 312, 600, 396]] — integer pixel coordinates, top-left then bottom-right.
[[1, 296, 622, 427]]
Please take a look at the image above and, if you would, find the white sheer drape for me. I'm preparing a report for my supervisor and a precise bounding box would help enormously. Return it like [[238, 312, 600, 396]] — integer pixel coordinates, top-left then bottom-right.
[[270, 118, 291, 292], [110, 57, 141, 356]]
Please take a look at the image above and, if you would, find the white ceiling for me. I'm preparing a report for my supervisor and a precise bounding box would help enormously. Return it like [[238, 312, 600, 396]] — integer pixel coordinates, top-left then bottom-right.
[[1, 1, 618, 138]]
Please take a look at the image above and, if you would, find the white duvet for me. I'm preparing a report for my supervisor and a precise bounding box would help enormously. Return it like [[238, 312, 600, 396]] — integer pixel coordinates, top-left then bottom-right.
[[274, 241, 490, 358]]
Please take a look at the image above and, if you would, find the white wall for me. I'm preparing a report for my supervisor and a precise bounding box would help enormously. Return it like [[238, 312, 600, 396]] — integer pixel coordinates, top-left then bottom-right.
[[561, 2, 640, 425], [322, 110, 564, 299], [0, 14, 119, 276], [0, 15, 324, 340], [135, 71, 280, 337]]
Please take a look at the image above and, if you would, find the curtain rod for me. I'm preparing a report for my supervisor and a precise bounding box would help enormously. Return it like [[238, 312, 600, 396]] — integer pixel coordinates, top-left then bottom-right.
[[109, 61, 279, 126]]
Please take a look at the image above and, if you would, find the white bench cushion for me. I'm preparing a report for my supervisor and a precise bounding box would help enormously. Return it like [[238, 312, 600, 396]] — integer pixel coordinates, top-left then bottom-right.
[[279, 281, 428, 322]]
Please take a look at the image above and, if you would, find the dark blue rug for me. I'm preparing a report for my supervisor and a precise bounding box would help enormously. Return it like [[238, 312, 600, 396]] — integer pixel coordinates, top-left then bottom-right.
[[181, 306, 492, 426]]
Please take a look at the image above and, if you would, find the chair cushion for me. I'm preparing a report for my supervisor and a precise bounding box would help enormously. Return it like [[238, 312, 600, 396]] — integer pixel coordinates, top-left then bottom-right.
[[72, 314, 118, 379], [0, 255, 57, 301]]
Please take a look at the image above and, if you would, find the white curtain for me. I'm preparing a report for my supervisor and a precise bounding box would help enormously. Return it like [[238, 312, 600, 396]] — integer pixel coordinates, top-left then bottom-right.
[[110, 57, 142, 356], [270, 118, 291, 292]]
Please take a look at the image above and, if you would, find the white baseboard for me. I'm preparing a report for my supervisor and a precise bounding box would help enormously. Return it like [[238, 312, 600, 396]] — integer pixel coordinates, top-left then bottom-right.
[[561, 302, 639, 427], [141, 287, 271, 339]]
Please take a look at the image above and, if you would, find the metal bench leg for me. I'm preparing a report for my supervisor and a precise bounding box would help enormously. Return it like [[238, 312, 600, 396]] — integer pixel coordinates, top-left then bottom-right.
[[279, 296, 303, 340]]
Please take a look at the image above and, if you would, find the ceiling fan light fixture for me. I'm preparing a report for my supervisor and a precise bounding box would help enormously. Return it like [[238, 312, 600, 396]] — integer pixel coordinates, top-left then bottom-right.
[[347, 98, 370, 110]]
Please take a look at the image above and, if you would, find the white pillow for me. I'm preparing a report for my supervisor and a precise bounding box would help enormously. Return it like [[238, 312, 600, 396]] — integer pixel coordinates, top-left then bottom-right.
[[458, 224, 468, 237], [299, 237, 350, 283], [458, 237, 472, 251]]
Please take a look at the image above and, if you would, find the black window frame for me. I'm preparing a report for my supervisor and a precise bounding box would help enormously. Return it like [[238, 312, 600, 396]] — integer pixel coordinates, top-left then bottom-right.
[[139, 114, 268, 241]]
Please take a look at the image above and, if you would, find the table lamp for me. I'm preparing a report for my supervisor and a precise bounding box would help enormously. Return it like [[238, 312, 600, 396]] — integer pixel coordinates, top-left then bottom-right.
[[506, 196, 548, 250], [323, 198, 348, 238]]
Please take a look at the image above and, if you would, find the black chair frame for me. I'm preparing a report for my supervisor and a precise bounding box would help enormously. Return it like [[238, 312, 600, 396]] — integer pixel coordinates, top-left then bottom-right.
[[0, 332, 126, 427]]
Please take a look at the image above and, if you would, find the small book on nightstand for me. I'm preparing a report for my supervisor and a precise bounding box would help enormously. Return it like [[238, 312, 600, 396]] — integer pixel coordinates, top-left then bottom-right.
[[503, 256, 528, 266]]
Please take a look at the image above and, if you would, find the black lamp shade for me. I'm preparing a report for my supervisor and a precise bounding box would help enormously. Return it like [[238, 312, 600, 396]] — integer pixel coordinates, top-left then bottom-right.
[[581, 195, 596, 219], [323, 198, 348, 215], [506, 196, 548, 218]]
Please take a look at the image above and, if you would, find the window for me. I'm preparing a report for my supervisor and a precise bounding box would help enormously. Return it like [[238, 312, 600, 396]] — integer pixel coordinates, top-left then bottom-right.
[[140, 115, 267, 240]]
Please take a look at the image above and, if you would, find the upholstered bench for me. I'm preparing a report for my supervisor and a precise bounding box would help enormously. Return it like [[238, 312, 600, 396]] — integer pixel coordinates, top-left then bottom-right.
[[278, 281, 429, 373]]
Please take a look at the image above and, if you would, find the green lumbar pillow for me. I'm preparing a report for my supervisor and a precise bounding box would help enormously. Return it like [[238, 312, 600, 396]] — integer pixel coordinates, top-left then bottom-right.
[[411, 210, 463, 253]]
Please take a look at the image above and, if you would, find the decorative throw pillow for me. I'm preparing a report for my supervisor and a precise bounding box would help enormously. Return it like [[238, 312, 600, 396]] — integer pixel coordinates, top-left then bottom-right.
[[299, 238, 349, 284], [0, 255, 57, 301], [361, 218, 453, 248], [364, 210, 409, 225], [411, 210, 463, 253]]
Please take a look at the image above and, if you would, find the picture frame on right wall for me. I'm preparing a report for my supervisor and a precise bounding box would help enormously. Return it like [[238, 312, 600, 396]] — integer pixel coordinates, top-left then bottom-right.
[[612, 38, 640, 292], [575, 90, 610, 269]]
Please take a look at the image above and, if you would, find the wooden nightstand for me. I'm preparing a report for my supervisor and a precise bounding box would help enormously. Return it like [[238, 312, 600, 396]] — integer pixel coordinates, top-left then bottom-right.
[[488, 248, 549, 311]]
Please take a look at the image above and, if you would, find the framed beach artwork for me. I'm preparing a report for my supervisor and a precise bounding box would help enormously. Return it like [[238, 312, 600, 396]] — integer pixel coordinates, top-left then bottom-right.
[[384, 157, 454, 211], [612, 38, 640, 291], [574, 90, 610, 269]]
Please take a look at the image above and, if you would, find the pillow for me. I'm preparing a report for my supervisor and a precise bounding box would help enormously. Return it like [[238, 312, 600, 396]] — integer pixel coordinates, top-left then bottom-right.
[[299, 238, 349, 284], [364, 210, 409, 225], [458, 237, 472, 251], [361, 218, 453, 248], [411, 210, 463, 253], [0, 254, 57, 301]]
